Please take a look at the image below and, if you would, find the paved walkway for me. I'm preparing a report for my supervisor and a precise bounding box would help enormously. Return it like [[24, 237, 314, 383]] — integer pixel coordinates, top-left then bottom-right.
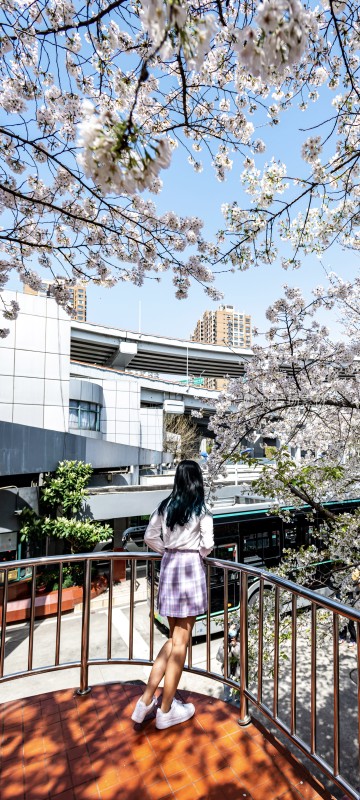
[[0, 682, 337, 800]]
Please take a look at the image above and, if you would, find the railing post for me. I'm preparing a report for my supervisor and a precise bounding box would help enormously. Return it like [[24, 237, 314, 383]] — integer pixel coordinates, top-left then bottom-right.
[[28, 565, 37, 672], [333, 611, 340, 777], [310, 601, 317, 755], [206, 563, 211, 673], [149, 559, 155, 663], [290, 593, 297, 736], [257, 578, 264, 704], [77, 559, 92, 696], [273, 585, 280, 720], [223, 569, 229, 681], [129, 559, 135, 661], [0, 569, 8, 679], [55, 561, 63, 666], [238, 570, 251, 726], [107, 559, 114, 661]]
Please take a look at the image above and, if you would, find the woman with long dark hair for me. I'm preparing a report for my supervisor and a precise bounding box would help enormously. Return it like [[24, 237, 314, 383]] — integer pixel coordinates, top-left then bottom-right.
[[131, 459, 214, 729]]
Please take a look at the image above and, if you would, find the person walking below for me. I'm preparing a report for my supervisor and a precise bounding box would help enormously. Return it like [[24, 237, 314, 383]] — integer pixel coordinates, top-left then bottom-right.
[[131, 460, 214, 729]]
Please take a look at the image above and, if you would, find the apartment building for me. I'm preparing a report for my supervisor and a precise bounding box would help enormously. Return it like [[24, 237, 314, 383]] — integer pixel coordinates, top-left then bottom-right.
[[191, 305, 252, 388]]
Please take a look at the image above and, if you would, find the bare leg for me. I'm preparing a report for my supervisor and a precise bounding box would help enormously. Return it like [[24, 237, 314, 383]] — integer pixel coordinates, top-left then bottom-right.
[[141, 618, 176, 706], [160, 616, 195, 714]]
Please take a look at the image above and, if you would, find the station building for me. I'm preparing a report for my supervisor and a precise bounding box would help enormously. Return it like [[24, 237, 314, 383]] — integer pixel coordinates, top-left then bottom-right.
[[1, 290, 246, 565]]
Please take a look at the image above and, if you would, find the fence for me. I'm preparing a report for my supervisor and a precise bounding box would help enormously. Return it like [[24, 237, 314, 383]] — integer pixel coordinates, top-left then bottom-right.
[[0, 552, 359, 799]]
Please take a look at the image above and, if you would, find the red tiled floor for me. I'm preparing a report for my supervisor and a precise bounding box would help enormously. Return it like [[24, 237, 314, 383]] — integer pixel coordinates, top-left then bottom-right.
[[0, 684, 338, 800]]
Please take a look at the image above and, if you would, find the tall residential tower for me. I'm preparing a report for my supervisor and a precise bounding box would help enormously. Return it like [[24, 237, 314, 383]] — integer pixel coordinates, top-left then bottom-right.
[[191, 305, 251, 388], [191, 305, 251, 348]]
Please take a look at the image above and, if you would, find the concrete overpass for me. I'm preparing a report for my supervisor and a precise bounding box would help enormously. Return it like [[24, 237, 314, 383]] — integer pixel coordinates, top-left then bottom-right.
[[85, 467, 266, 522], [70, 321, 252, 378]]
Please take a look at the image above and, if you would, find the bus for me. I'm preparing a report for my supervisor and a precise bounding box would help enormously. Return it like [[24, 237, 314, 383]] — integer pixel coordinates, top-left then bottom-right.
[[122, 497, 360, 637]]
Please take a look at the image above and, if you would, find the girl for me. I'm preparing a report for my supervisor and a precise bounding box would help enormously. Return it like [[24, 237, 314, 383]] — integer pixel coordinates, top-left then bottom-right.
[[216, 626, 240, 702], [131, 459, 214, 729]]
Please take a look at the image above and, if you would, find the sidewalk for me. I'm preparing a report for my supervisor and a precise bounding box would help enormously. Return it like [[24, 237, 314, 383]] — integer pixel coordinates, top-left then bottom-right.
[[73, 576, 148, 614]]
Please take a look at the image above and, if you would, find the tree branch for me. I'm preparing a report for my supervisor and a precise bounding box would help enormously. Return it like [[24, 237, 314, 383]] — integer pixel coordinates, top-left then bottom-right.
[[34, 0, 127, 37]]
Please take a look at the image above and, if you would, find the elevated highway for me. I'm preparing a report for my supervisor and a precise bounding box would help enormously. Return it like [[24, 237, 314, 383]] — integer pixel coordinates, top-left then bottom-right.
[[71, 321, 252, 378]]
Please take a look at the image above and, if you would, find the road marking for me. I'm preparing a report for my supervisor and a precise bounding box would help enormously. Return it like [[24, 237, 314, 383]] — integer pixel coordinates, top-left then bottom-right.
[[111, 607, 151, 678]]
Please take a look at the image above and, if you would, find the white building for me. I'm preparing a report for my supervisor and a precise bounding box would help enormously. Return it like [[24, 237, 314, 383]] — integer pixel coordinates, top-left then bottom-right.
[[0, 291, 220, 548], [0, 290, 220, 454]]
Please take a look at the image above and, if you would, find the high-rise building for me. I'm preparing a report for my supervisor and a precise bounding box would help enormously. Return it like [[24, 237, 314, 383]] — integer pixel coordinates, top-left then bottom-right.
[[191, 305, 251, 348], [24, 280, 87, 322], [191, 305, 252, 389]]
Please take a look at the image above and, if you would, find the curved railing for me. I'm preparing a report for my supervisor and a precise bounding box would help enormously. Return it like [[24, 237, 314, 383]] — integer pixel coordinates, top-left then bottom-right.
[[0, 552, 359, 800]]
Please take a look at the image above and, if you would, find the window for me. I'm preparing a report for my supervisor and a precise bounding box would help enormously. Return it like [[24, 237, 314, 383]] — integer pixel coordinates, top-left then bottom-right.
[[243, 534, 257, 553], [284, 529, 297, 546], [214, 543, 238, 562], [69, 400, 102, 431]]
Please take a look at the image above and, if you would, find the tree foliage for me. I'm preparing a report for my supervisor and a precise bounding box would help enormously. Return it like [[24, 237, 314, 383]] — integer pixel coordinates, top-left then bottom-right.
[[3, 0, 360, 593], [1, 0, 360, 333], [20, 460, 112, 560], [164, 412, 200, 461], [208, 283, 360, 592]]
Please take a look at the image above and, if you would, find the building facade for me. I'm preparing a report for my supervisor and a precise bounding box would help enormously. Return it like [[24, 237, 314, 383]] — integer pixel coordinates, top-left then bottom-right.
[[0, 291, 265, 578], [191, 305, 252, 388], [0, 290, 219, 554]]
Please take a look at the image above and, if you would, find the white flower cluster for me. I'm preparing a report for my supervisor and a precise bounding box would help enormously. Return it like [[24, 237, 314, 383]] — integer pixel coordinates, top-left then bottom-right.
[[2, 299, 20, 321], [77, 102, 172, 195], [235, 0, 318, 84], [241, 157, 289, 207], [213, 145, 233, 182], [139, 0, 216, 71], [310, 66, 328, 86], [301, 136, 322, 163], [1, 0, 360, 337], [207, 278, 360, 586]]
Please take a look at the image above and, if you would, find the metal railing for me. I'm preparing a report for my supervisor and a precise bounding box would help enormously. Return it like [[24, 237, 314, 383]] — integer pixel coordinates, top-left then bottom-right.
[[0, 552, 359, 799]]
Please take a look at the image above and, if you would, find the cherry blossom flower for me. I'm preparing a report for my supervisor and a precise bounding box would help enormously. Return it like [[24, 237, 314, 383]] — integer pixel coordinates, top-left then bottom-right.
[[0, 0, 359, 335]]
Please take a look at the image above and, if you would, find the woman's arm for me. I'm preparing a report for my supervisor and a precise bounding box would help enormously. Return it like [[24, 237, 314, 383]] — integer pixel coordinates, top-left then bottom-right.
[[199, 512, 214, 558], [144, 511, 166, 555]]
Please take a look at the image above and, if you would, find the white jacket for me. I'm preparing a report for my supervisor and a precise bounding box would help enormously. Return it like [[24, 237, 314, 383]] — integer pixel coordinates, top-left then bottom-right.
[[144, 507, 214, 558]]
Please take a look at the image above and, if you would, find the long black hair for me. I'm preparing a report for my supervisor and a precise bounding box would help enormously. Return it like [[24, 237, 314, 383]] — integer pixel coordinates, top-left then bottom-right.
[[158, 459, 206, 531]]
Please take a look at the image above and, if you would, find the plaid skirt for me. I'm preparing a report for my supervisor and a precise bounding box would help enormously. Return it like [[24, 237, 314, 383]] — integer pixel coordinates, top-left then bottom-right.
[[157, 549, 208, 618]]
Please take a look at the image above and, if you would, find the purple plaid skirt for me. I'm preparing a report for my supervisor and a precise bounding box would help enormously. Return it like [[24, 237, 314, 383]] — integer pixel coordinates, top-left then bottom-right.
[[157, 549, 208, 618]]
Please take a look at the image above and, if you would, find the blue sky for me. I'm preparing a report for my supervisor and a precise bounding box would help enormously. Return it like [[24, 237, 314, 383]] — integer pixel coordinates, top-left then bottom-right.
[[7, 79, 359, 342], [84, 98, 359, 341]]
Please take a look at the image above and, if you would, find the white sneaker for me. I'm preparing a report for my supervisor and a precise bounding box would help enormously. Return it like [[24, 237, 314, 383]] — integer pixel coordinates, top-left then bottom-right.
[[155, 700, 195, 729], [131, 695, 157, 723]]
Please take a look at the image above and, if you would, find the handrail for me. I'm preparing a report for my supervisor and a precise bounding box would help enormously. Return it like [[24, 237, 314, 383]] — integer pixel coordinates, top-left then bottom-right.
[[3, 550, 360, 621], [0, 551, 359, 799]]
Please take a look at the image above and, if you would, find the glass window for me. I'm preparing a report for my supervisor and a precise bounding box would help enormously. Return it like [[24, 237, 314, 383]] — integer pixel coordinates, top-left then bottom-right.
[[243, 534, 257, 553], [69, 400, 101, 431], [215, 543, 238, 561], [258, 533, 270, 549], [69, 404, 79, 428]]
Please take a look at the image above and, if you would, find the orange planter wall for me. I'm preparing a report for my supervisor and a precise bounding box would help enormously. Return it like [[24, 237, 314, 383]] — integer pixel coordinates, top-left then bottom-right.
[[0, 579, 108, 624]]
